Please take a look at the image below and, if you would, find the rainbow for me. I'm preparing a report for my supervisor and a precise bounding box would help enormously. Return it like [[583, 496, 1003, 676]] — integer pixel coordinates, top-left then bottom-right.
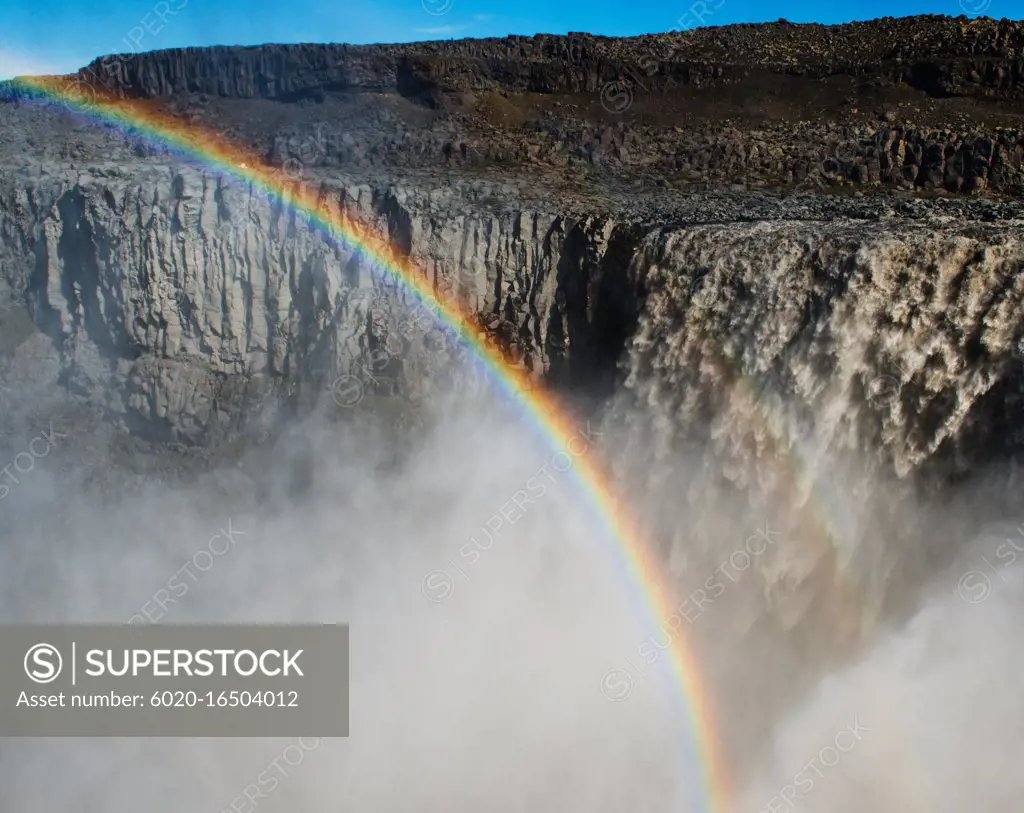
[[6, 76, 734, 812]]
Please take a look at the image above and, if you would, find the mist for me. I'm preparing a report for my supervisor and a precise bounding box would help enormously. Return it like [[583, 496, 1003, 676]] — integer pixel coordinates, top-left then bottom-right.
[[0, 382, 691, 813], [739, 536, 1024, 813], [0, 343, 1021, 813]]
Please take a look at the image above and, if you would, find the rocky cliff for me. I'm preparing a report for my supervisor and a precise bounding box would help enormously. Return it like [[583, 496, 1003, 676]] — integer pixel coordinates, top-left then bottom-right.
[[5, 153, 1022, 736], [4, 15, 1024, 771], [54, 16, 1024, 103], [3, 157, 1023, 458], [6, 15, 1024, 195]]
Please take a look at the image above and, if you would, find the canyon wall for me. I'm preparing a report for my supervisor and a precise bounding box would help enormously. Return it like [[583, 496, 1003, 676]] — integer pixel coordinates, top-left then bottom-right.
[[3, 140, 1024, 776], [41, 17, 1024, 103], [3, 166, 1023, 465]]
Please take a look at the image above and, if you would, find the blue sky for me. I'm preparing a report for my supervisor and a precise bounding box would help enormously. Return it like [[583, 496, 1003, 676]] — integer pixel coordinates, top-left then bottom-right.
[[0, 0, 1015, 79]]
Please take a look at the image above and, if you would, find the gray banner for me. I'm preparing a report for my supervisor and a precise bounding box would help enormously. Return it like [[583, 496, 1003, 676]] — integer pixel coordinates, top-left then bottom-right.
[[0, 624, 348, 737]]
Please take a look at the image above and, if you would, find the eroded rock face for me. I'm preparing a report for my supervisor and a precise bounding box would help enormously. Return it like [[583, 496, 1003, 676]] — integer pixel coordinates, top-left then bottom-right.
[[41, 18, 1024, 103], [0, 166, 633, 442], [5, 15, 1024, 196], [3, 20, 1024, 769], [3, 161, 1023, 476]]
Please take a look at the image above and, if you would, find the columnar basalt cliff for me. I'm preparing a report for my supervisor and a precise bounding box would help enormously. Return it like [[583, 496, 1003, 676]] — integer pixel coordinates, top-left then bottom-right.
[[3, 15, 1024, 477], [3, 16, 1024, 776], [56, 16, 1024, 102], [6, 15, 1024, 193], [2, 160, 1023, 489], [1, 18, 1024, 451]]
